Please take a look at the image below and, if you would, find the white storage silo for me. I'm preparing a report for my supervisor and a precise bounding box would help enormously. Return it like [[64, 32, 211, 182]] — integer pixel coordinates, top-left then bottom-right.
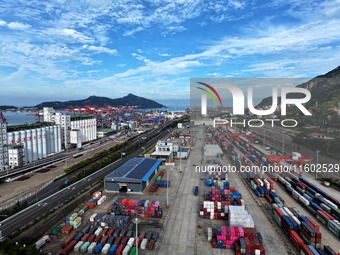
[[19, 130, 27, 163], [57, 126, 62, 151], [32, 129, 38, 161], [42, 127, 47, 158], [37, 128, 43, 159], [93, 119, 97, 140], [49, 126, 55, 154], [7, 132, 14, 145], [54, 126, 58, 152], [26, 129, 33, 162], [14, 131, 20, 145]]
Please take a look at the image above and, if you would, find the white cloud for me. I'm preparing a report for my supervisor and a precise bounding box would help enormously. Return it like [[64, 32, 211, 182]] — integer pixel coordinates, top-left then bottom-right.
[[0, 20, 6, 26], [206, 73, 221, 76], [7, 22, 31, 30], [48, 28, 93, 43], [83, 45, 118, 55], [159, 53, 171, 57]]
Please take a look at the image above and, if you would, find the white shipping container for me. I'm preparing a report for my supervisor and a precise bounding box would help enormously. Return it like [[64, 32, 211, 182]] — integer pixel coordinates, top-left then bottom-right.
[[127, 237, 135, 246], [74, 241, 84, 252], [102, 243, 111, 254], [95, 227, 103, 236], [207, 228, 212, 241], [122, 245, 132, 255], [98, 195, 107, 205], [141, 238, 148, 250], [88, 242, 97, 253]]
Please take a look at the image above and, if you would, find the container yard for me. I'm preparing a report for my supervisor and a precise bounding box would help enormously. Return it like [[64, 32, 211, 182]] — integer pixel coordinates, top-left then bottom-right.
[[32, 124, 340, 255]]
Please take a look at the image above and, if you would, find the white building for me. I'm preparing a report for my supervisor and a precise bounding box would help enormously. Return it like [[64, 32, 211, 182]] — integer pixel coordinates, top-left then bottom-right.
[[204, 144, 223, 157], [151, 140, 179, 160], [70, 129, 82, 148], [43, 107, 96, 147], [8, 145, 24, 167], [43, 107, 71, 148], [7, 124, 62, 164], [0, 118, 8, 170], [70, 116, 97, 143]]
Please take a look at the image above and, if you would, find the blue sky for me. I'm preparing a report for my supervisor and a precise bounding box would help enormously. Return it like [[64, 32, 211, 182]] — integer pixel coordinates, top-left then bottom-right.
[[0, 0, 340, 107]]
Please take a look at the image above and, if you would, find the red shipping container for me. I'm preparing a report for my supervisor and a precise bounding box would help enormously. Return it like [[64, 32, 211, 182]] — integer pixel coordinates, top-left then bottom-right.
[[290, 230, 304, 251], [300, 244, 314, 255], [61, 232, 78, 248], [274, 207, 284, 218], [94, 235, 102, 243], [59, 240, 77, 255], [101, 235, 109, 244], [114, 236, 122, 245], [307, 223, 321, 242], [88, 234, 96, 243], [115, 245, 124, 255], [148, 239, 155, 250], [107, 228, 115, 237], [305, 217, 319, 231], [81, 233, 90, 242], [322, 211, 335, 221], [121, 236, 128, 246], [102, 228, 108, 236], [288, 208, 299, 218]]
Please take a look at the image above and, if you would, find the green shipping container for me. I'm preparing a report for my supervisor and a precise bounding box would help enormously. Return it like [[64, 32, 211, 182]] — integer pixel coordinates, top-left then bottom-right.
[[51, 226, 62, 235], [157, 176, 162, 181], [129, 247, 136, 255], [80, 241, 91, 253]]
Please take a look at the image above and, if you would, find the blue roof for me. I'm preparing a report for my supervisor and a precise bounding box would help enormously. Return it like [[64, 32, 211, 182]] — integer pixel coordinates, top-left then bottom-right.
[[106, 158, 162, 181]]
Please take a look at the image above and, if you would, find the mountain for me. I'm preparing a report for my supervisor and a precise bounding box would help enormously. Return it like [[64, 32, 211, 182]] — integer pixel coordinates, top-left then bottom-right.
[[34, 94, 166, 109], [0, 105, 18, 110], [256, 65, 340, 108]]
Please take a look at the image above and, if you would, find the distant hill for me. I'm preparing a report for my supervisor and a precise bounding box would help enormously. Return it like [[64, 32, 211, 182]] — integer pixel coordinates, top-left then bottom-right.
[[34, 94, 166, 109], [0, 105, 18, 110], [256, 65, 340, 108]]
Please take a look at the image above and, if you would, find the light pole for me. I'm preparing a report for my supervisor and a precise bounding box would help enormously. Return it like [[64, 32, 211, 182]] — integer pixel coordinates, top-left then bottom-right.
[[316, 150, 319, 179], [121, 152, 126, 159], [263, 130, 266, 146], [132, 216, 141, 255]]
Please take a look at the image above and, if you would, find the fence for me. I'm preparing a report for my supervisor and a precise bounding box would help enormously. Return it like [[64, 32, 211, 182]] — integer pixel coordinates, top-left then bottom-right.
[[0, 180, 53, 211]]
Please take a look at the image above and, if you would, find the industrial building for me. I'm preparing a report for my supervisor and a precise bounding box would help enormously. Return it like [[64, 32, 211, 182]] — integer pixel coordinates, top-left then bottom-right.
[[150, 140, 177, 161], [204, 144, 223, 157], [43, 107, 71, 148], [97, 129, 116, 138], [43, 107, 97, 148], [6, 123, 62, 164], [104, 158, 162, 193], [8, 144, 24, 167], [0, 115, 8, 170]]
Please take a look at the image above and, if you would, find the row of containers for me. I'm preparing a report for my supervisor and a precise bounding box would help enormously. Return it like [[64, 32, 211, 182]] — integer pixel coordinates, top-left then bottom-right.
[[277, 172, 340, 239], [59, 222, 159, 255], [208, 226, 265, 254], [150, 170, 165, 192], [223, 129, 340, 242], [200, 171, 246, 220], [272, 203, 339, 255], [218, 128, 340, 254], [199, 167, 265, 254], [106, 198, 163, 219]]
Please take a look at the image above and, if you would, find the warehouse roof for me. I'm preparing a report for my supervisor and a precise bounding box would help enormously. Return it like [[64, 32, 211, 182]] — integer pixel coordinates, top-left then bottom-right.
[[106, 158, 162, 181], [151, 151, 172, 156], [7, 122, 55, 132]]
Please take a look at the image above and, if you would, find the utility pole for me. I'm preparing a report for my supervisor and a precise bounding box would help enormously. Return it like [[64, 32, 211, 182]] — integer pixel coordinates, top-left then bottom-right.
[[316, 150, 319, 179]]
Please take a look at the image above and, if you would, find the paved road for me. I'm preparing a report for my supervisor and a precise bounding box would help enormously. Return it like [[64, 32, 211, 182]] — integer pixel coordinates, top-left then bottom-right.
[[0, 120, 176, 238]]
